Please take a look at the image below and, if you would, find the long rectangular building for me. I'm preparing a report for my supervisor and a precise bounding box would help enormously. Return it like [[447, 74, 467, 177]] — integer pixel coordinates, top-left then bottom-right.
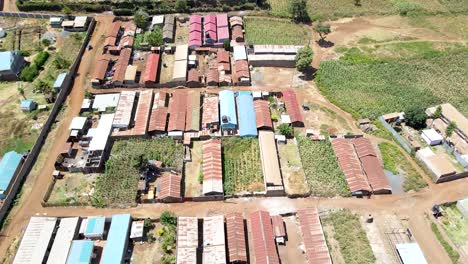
[[237, 91, 257, 137], [168, 90, 187, 132], [254, 100, 273, 130], [47, 217, 80, 264], [203, 215, 226, 264], [113, 91, 136, 129], [101, 214, 132, 264], [219, 90, 237, 131], [297, 208, 332, 264], [250, 211, 280, 264], [177, 217, 199, 264], [148, 92, 168, 133], [259, 131, 284, 196], [185, 90, 200, 132], [202, 95, 219, 130], [282, 90, 304, 127], [202, 139, 223, 195], [226, 213, 247, 263]]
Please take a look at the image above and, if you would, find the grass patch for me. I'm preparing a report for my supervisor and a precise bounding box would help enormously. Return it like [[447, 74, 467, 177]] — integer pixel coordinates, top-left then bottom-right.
[[378, 142, 427, 192], [222, 137, 264, 195], [437, 0, 468, 12], [431, 222, 460, 263], [316, 45, 468, 119], [297, 136, 350, 197], [440, 205, 468, 246], [93, 138, 184, 207], [244, 17, 310, 45], [367, 120, 394, 141], [322, 210, 375, 264], [278, 140, 309, 195]]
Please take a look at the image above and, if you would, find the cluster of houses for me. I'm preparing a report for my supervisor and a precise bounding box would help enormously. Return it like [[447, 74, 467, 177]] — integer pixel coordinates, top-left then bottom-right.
[[12, 214, 141, 264], [49, 16, 90, 32]]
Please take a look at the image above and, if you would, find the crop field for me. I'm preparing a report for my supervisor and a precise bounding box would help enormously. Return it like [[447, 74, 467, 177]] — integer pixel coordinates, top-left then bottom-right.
[[378, 143, 427, 192], [278, 140, 309, 196], [93, 138, 184, 207], [296, 136, 350, 197], [322, 210, 376, 264], [316, 45, 468, 119], [244, 17, 310, 45], [222, 137, 264, 195]]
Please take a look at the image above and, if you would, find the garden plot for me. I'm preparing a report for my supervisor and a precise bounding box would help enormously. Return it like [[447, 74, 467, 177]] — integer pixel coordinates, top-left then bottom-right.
[[222, 137, 264, 195], [244, 17, 311, 45], [47, 173, 97, 206], [277, 139, 309, 196], [184, 141, 203, 198], [159, 54, 175, 83], [439, 204, 468, 250], [93, 138, 184, 207], [297, 136, 350, 197], [302, 101, 352, 135]]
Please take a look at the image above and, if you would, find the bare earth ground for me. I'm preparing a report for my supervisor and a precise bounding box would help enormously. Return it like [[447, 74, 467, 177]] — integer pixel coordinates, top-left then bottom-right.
[[277, 215, 307, 264], [277, 139, 309, 196], [1, 15, 468, 264], [184, 141, 202, 198]]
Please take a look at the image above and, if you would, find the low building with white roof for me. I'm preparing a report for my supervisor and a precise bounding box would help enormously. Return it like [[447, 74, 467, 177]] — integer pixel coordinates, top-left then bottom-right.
[[47, 217, 80, 264]]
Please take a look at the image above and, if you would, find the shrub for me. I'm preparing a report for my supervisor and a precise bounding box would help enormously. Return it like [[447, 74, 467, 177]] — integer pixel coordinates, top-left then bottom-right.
[[278, 123, 293, 137], [175, 0, 188, 12], [33, 51, 50, 68], [20, 65, 39, 82], [405, 106, 427, 129], [296, 45, 313, 72], [112, 8, 133, 16], [446, 121, 457, 137], [53, 54, 71, 69], [160, 211, 177, 227], [19, 50, 30, 57], [145, 28, 163, 47], [134, 9, 149, 29]]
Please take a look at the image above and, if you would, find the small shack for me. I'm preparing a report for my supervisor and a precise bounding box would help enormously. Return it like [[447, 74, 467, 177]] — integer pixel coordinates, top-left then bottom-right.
[[66, 240, 94, 264], [83, 216, 106, 239], [20, 99, 37, 112], [421, 128, 443, 146], [53, 72, 67, 92], [0, 151, 23, 199], [130, 220, 144, 242], [271, 215, 286, 245]]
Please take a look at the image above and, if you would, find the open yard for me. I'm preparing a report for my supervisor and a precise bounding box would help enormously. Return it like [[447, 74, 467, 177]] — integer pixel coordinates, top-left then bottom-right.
[[440, 204, 468, 247], [47, 173, 97, 206], [297, 136, 350, 197], [378, 142, 428, 192], [222, 137, 264, 195], [184, 141, 202, 198], [316, 43, 468, 119], [244, 17, 311, 45], [277, 139, 309, 196], [93, 138, 184, 207], [322, 209, 376, 264]]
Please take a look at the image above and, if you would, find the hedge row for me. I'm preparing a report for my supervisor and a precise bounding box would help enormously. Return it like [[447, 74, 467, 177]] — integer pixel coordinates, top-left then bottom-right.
[[17, 1, 109, 12]]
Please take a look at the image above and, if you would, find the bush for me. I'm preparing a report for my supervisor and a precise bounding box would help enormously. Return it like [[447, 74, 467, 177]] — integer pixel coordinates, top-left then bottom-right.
[[19, 50, 31, 57], [160, 211, 177, 227], [33, 51, 50, 68], [134, 9, 149, 29], [53, 55, 71, 70], [112, 8, 134, 16], [145, 28, 163, 47], [296, 45, 313, 72], [278, 123, 293, 137], [20, 65, 39, 82], [405, 106, 427, 129], [175, 0, 188, 12]]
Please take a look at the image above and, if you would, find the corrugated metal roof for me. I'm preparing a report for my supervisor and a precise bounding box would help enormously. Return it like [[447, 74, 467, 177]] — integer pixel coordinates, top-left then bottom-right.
[[259, 131, 283, 187], [173, 60, 187, 81], [53, 72, 67, 88], [231, 25, 243, 41], [254, 100, 273, 129], [163, 15, 175, 40], [202, 96, 219, 129], [92, 57, 109, 80], [66, 240, 94, 264], [185, 90, 200, 131], [219, 90, 237, 128], [176, 216, 198, 264], [101, 214, 132, 264], [297, 208, 332, 264], [189, 15, 202, 25], [92, 93, 120, 112], [187, 68, 200, 83], [177, 247, 197, 264], [159, 173, 182, 200], [271, 215, 286, 237], [175, 45, 189, 61], [0, 151, 23, 193], [216, 14, 228, 27], [282, 90, 304, 125], [113, 91, 136, 128], [88, 114, 114, 152], [113, 48, 132, 82], [203, 215, 226, 264], [144, 53, 160, 83], [168, 90, 187, 131], [229, 16, 243, 28], [234, 60, 249, 80], [13, 217, 57, 264], [84, 216, 105, 237], [249, 211, 280, 264], [47, 217, 80, 264], [226, 213, 247, 263], [131, 90, 152, 135], [233, 46, 247, 61], [396, 243, 427, 264], [202, 139, 223, 195], [237, 92, 257, 137], [148, 92, 168, 132]]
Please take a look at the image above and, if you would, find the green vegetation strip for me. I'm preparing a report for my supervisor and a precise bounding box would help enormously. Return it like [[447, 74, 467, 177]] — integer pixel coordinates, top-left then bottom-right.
[[316, 46, 468, 119], [297, 136, 350, 197], [378, 143, 427, 192], [222, 138, 263, 195], [244, 17, 310, 45], [93, 138, 184, 207], [323, 210, 376, 264], [431, 222, 460, 263]]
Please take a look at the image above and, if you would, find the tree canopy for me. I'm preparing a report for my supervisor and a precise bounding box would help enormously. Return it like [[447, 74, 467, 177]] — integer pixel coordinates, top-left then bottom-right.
[[278, 123, 293, 137], [134, 9, 149, 29], [146, 27, 163, 46], [315, 23, 331, 41], [405, 106, 427, 129], [289, 0, 310, 23], [296, 45, 314, 72]]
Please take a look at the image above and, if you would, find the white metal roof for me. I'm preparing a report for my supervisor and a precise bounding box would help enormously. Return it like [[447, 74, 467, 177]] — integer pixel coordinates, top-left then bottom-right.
[[130, 221, 144, 239], [203, 215, 225, 246], [13, 217, 57, 264], [151, 15, 165, 26], [89, 114, 114, 151], [81, 98, 91, 109], [422, 128, 443, 142], [281, 114, 291, 124], [92, 93, 120, 112], [396, 243, 427, 264], [233, 46, 247, 61], [113, 91, 136, 128], [74, 16, 88, 28], [172, 60, 187, 81], [175, 45, 188, 61], [47, 217, 80, 264], [202, 178, 223, 195], [69, 117, 87, 130]]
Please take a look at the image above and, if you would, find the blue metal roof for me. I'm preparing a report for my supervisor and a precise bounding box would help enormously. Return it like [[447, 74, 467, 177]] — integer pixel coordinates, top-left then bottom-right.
[[237, 92, 257, 137], [66, 240, 94, 264], [219, 90, 237, 129], [53, 72, 67, 88], [0, 151, 22, 198], [0, 51, 17, 71], [101, 214, 131, 264], [20, 99, 34, 108], [85, 217, 105, 237]]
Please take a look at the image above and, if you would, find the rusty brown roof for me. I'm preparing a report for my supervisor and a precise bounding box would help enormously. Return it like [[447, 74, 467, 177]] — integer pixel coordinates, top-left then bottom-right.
[[148, 92, 168, 132], [113, 48, 131, 82], [250, 211, 280, 264], [297, 208, 332, 264], [207, 68, 219, 84], [282, 90, 304, 125], [112, 90, 152, 137], [202, 139, 223, 194], [93, 58, 110, 80], [217, 50, 230, 63], [159, 173, 182, 200], [254, 100, 273, 129], [168, 90, 187, 132], [232, 25, 244, 40], [271, 215, 286, 238], [187, 68, 199, 83], [226, 213, 247, 263], [235, 60, 249, 79], [202, 96, 219, 129], [185, 90, 200, 131]]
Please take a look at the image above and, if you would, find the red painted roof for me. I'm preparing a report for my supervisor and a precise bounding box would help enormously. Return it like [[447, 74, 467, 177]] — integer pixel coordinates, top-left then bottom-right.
[[107, 21, 121, 37], [250, 211, 280, 264], [216, 14, 228, 27], [235, 60, 249, 79], [271, 215, 286, 237], [282, 90, 304, 125], [113, 48, 131, 82], [353, 137, 391, 193], [217, 50, 230, 63], [207, 68, 219, 84], [148, 92, 168, 132], [159, 173, 181, 200], [144, 53, 160, 83], [226, 213, 247, 263], [189, 23, 201, 33], [93, 58, 109, 80], [331, 138, 371, 193], [217, 27, 229, 42], [168, 90, 187, 131], [202, 96, 219, 128], [254, 100, 273, 129], [189, 38, 202, 48], [204, 14, 216, 25], [189, 15, 202, 25], [297, 208, 332, 264], [202, 139, 223, 194]]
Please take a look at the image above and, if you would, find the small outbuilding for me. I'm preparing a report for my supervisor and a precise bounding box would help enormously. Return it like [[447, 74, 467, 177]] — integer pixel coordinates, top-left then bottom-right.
[[20, 99, 37, 112], [395, 243, 427, 264], [421, 128, 443, 146], [0, 151, 23, 199], [0, 51, 25, 81], [83, 216, 106, 239], [66, 240, 94, 264], [53, 72, 67, 92], [130, 220, 144, 242]]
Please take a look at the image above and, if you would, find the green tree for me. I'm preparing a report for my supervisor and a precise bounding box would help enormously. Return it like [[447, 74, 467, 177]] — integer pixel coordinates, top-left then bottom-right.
[[134, 9, 149, 29], [147, 231, 156, 243], [146, 28, 163, 47], [446, 121, 457, 137], [315, 23, 331, 42], [405, 107, 427, 129], [223, 40, 230, 50], [161, 255, 176, 264], [62, 6, 72, 17], [41, 39, 50, 47], [295, 45, 313, 72], [53, 54, 71, 69], [278, 123, 293, 137], [160, 211, 177, 226], [34, 79, 51, 94], [144, 218, 153, 229], [175, 0, 188, 12], [289, 0, 310, 23], [20, 65, 39, 82], [433, 105, 442, 119]]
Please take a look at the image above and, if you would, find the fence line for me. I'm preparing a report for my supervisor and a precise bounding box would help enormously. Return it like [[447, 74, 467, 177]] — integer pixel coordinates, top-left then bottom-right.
[[0, 19, 96, 226], [0, 11, 65, 19], [378, 116, 412, 154]]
